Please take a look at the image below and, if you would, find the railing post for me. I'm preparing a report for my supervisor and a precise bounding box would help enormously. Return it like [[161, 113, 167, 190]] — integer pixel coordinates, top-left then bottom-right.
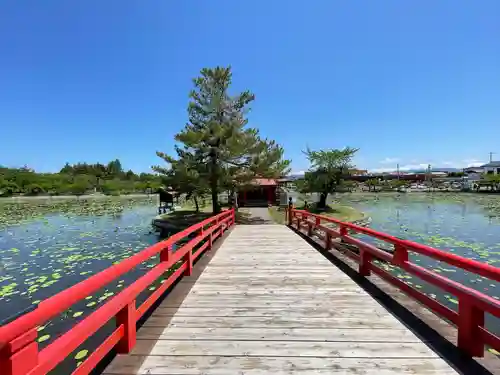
[[359, 248, 372, 276], [0, 329, 39, 375], [393, 244, 408, 266], [184, 249, 193, 276], [307, 220, 313, 236], [209, 232, 213, 249], [159, 244, 172, 263], [287, 197, 293, 226], [339, 224, 348, 244], [457, 299, 484, 357], [325, 232, 332, 250], [116, 301, 136, 354]]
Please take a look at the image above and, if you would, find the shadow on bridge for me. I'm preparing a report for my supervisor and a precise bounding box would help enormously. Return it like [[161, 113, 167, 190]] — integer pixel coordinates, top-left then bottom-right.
[[289, 220, 500, 375]]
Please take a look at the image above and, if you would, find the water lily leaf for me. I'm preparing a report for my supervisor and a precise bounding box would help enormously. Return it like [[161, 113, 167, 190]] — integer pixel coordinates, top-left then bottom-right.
[[489, 348, 500, 356], [38, 334, 50, 342], [75, 349, 89, 360]]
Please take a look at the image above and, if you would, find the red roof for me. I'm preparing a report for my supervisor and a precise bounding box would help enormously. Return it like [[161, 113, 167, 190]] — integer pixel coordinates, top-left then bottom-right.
[[252, 178, 277, 186]]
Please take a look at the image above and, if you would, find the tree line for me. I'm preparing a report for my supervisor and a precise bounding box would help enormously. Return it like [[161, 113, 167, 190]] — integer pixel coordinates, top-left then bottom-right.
[[0, 160, 162, 197], [2, 65, 366, 207]]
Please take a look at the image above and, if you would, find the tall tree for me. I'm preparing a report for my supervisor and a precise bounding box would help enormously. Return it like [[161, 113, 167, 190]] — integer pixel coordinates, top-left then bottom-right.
[[153, 147, 208, 212], [302, 147, 359, 208], [107, 159, 123, 176], [158, 66, 290, 214]]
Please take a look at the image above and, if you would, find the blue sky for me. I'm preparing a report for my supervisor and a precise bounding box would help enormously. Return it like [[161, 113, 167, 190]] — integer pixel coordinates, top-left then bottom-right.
[[1, 1, 499, 174]]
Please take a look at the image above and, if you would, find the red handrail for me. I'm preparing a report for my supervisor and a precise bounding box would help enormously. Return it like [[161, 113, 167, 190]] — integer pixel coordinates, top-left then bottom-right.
[[0, 209, 235, 375], [288, 207, 500, 358]]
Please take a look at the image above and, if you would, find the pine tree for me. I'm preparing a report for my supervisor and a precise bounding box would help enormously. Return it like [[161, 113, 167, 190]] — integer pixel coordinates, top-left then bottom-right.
[[153, 147, 208, 212], [157, 66, 290, 214]]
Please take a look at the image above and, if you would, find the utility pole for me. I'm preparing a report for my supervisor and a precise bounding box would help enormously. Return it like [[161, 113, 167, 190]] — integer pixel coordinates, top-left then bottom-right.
[[397, 163, 400, 180], [489, 152, 496, 163]]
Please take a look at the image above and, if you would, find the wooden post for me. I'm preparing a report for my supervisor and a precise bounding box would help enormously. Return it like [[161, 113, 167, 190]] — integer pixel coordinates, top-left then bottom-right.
[[393, 244, 408, 266], [116, 301, 136, 353], [457, 299, 484, 357], [159, 244, 172, 263], [339, 224, 348, 244], [184, 249, 193, 276], [359, 248, 372, 276], [315, 217, 320, 227], [325, 232, 332, 250], [0, 329, 39, 375]]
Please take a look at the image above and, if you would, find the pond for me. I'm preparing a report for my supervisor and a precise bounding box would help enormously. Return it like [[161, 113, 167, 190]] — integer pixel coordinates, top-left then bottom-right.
[[334, 192, 500, 341], [0, 196, 167, 373]]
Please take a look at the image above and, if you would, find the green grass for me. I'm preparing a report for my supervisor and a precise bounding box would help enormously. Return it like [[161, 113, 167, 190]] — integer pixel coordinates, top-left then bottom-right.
[[268, 206, 287, 224], [268, 203, 365, 225], [305, 204, 365, 222]]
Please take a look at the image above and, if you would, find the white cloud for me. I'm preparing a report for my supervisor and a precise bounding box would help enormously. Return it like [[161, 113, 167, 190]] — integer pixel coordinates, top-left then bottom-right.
[[379, 157, 400, 164], [462, 159, 485, 167], [290, 170, 306, 176]]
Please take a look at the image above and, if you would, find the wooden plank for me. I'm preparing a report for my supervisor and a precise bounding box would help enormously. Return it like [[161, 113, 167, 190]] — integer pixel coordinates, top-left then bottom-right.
[[104, 224, 458, 375], [144, 315, 403, 329], [151, 306, 389, 317], [136, 326, 423, 342], [104, 356, 459, 375], [131, 339, 439, 358]]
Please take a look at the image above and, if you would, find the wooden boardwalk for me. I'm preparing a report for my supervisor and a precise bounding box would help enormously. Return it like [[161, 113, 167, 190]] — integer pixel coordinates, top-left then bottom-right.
[[104, 225, 459, 374]]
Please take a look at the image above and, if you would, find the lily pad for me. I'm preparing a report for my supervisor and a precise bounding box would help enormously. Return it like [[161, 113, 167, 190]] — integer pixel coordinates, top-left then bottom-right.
[[75, 349, 89, 360]]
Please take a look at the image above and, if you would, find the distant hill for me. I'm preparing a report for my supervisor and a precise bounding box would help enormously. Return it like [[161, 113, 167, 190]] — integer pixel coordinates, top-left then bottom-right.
[[404, 168, 461, 174]]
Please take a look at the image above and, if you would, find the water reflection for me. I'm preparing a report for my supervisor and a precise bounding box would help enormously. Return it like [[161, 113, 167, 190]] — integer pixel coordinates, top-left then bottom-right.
[[336, 193, 500, 335]]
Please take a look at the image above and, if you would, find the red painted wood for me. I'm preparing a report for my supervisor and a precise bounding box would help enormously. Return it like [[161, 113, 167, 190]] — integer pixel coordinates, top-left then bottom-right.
[[293, 208, 500, 282], [458, 299, 484, 356], [136, 263, 187, 320], [292, 208, 500, 358], [71, 325, 124, 375], [184, 250, 193, 277], [0, 209, 235, 375], [479, 327, 500, 352], [359, 248, 372, 277], [160, 244, 172, 263], [0, 339, 38, 375], [393, 244, 408, 266], [115, 301, 136, 354], [369, 265, 459, 324]]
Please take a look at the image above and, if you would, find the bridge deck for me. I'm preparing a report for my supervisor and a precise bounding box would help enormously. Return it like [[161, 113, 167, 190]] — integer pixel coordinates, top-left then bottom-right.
[[104, 225, 458, 374]]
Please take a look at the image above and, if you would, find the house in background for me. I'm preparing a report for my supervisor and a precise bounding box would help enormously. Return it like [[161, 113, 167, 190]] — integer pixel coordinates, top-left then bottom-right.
[[464, 166, 484, 174], [480, 161, 500, 175], [238, 178, 277, 207]]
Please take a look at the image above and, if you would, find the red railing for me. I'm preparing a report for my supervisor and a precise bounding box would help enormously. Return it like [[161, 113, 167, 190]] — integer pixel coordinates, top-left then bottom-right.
[[288, 207, 500, 358], [0, 209, 235, 375]]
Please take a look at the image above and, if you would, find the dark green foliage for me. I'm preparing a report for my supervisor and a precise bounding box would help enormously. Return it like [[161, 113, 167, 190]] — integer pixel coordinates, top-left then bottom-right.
[[0, 160, 162, 197], [155, 66, 290, 214], [301, 147, 359, 208], [153, 147, 207, 212]]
